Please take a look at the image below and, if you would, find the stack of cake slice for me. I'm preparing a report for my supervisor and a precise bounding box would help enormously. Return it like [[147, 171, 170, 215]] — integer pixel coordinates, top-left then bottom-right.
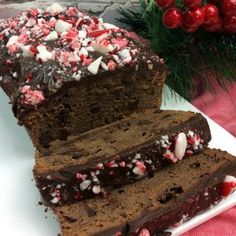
[[55, 148, 236, 236], [1, 3, 236, 236]]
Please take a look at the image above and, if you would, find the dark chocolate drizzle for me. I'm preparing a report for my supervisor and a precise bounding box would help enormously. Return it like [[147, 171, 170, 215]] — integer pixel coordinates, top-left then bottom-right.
[[35, 120, 211, 206], [91, 162, 236, 236], [0, 6, 167, 121]]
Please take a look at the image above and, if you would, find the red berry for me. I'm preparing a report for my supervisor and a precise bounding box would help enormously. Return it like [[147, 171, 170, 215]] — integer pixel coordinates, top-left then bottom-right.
[[221, 0, 236, 16], [181, 23, 199, 32], [203, 4, 219, 24], [156, 0, 175, 8], [184, 0, 202, 8], [223, 15, 236, 33], [183, 8, 205, 27], [204, 16, 222, 32], [220, 181, 236, 197], [163, 7, 183, 29]]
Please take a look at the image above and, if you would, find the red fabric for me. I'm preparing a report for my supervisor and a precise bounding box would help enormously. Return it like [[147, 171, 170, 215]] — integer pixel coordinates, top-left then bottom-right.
[[193, 78, 236, 137], [183, 207, 236, 235], [183, 78, 236, 235]]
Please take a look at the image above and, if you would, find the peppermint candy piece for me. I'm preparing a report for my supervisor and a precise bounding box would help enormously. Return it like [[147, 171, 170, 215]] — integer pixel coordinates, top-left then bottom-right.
[[139, 228, 150, 236], [6, 35, 19, 47], [55, 20, 72, 33], [174, 132, 187, 161], [87, 56, 103, 75], [36, 45, 53, 62], [92, 40, 114, 55], [21, 45, 34, 58], [221, 175, 236, 197], [103, 23, 118, 30], [44, 31, 58, 41], [80, 180, 91, 191], [92, 185, 101, 194], [47, 3, 64, 16]]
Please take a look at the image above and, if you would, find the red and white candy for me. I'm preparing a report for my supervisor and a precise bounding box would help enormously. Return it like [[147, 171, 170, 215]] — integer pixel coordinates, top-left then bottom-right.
[[174, 132, 187, 161], [87, 56, 103, 75], [220, 175, 236, 197], [139, 228, 150, 236], [46, 3, 64, 16]]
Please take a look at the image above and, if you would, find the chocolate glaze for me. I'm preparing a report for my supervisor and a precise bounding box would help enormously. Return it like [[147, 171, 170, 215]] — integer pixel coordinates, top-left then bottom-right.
[[0, 7, 167, 121], [35, 114, 211, 206], [92, 162, 236, 236]]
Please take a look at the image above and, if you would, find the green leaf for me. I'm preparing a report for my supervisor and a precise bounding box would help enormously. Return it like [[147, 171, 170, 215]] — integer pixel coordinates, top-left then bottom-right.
[[118, 0, 236, 101]]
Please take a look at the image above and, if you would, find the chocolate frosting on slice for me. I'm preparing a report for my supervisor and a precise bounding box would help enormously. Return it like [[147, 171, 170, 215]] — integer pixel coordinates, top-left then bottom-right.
[[35, 113, 211, 206], [92, 162, 236, 236]]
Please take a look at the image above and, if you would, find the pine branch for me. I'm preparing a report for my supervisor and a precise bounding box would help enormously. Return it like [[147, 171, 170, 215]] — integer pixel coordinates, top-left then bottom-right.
[[119, 0, 236, 100]]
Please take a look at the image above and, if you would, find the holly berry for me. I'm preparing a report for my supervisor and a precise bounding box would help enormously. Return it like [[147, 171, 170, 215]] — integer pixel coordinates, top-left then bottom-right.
[[163, 7, 183, 29], [181, 23, 199, 32], [203, 4, 219, 25], [183, 7, 205, 28], [184, 0, 202, 9], [156, 0, 175, 8], [221, 0, 236, 16], [223, 15, 236, 33], [204, 16, 222, 32]]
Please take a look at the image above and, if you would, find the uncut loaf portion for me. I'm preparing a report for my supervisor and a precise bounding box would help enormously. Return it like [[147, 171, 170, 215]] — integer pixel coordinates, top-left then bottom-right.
[[0, 4, 167, 150], [34, 109, 211, 206], [54, 148, 236, 236]]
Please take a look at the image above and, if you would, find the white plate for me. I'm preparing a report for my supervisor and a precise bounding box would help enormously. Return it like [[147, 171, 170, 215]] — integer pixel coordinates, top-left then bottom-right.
[[0, 85, 235, 236]]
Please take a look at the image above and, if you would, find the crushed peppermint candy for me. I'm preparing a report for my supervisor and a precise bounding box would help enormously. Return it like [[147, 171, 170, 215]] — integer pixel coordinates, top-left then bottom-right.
[[6, 35, 22, 54], [87, 56, 103, 75], [55, 19, 72, 33], [50, 196, 60, 204], [159, 130, 204, 163], [173, 214, 188, 227], [21, 86, 45, 105], [44, 31, 58, 41], [39, 128, 206, 205], [46, 3, 64, 16], [80, 180, 91, 191], [187, 130, 203, 150], [0, 3, 164, 107], [174, 132, 187, 161], [36, 45, 53, 62], [21, 45, 35, 58], [139, 228, 150, 236], [92, 185, 101, 194], [133, 161, 146, 176], [220, 175, 236, 197]]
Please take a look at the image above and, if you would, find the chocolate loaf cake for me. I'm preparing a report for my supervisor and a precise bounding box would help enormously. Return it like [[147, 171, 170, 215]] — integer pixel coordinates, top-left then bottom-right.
[[53, 148, 236, 236], [34, 109, 211, 206], [0, 4, 167, 149]]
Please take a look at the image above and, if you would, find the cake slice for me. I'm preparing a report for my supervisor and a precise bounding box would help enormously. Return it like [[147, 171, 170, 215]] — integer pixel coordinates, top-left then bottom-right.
[[0, 4, 167, 150], [34, 109, 211, 206], [53, 148, 236, 236]]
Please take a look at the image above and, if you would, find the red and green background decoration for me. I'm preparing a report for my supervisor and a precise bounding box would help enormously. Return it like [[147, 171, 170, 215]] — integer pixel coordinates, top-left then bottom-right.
[[119, 0, 236, 100]]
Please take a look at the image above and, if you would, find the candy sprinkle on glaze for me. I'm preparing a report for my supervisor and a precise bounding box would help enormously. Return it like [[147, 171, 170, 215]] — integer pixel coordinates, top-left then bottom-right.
[[220, 175, 236, 197], [39, 129, 206, 205], [0, 4, 163, 107], [139, 228, 150, 236]]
